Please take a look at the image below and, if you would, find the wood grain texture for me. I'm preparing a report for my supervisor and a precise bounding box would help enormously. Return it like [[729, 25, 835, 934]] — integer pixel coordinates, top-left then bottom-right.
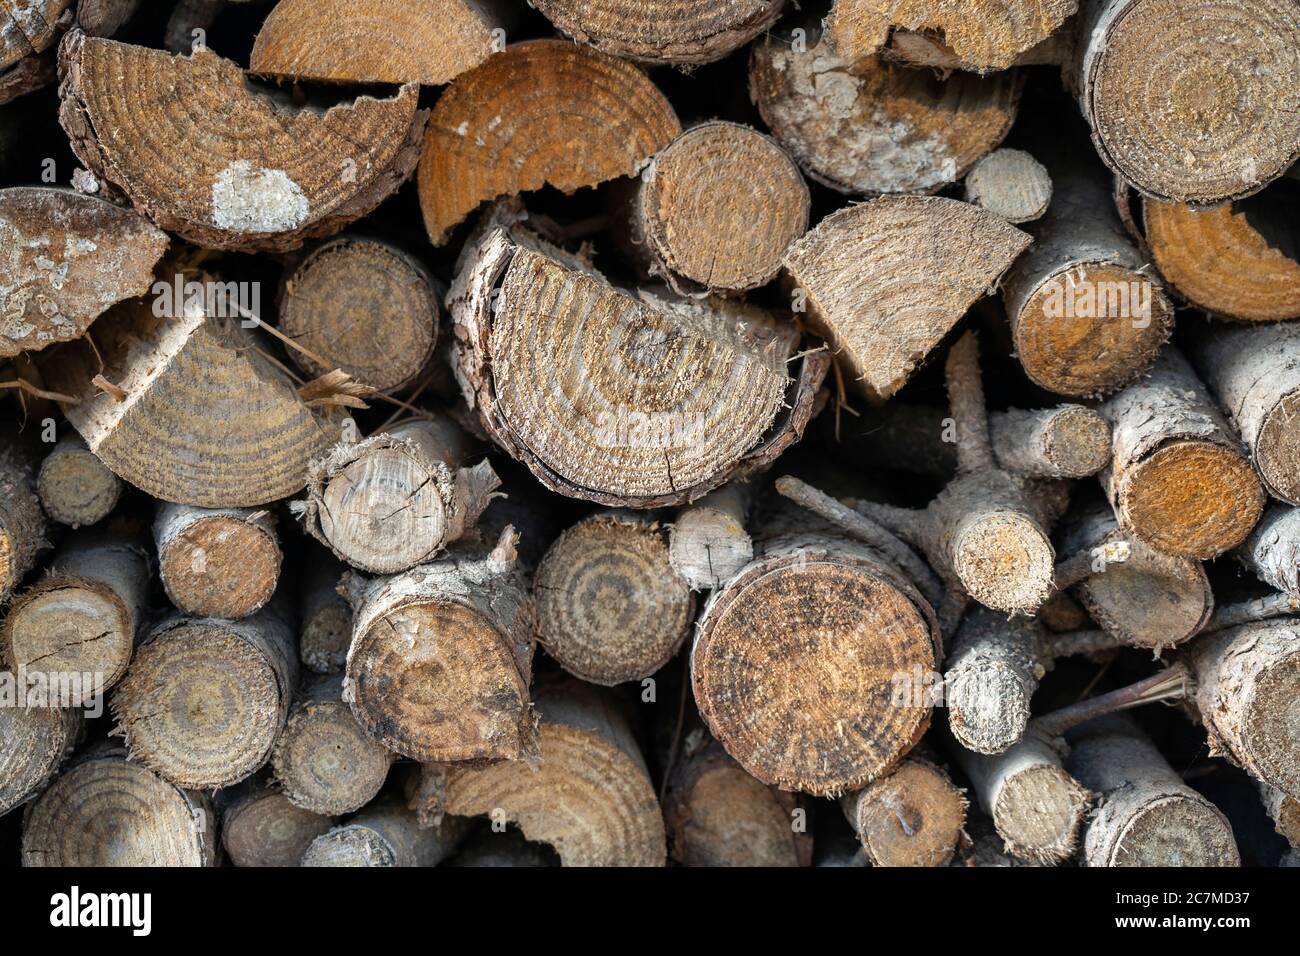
[[251, 0, 506, 85], [452, 222, 827, 506], [47, 299, 342, 508], [751, 34, 1021, 195], [417, 39, 680, 245], [1076, 0, 1300, 204], [783, 196, 1029, 400], [842, 754, 967, 867], [0, 686, 81, 816], [36, 432, 121, 527], [218, 774, 335, 867], [154, 503, 281, 619], [0, 187, 167, 357], [59, 33, 427, 252]]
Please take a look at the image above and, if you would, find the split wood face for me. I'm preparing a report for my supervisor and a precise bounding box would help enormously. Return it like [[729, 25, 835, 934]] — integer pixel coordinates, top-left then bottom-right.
[[278, 238, 439, 394], [0, 186, 168, 357], [453, 227, 827, 506], [47, 300, 342, 508], [825, 0, 1079, 71], [692, 538, 940, 797], [534, 513, 694, 686], [0, 0, 71, 70], [22, 751, 215, 867], [0, 697, 79, 816], [1013, 261, 1174, 398], [111, 616, 297, 790], [1144, 198, 1300, 321], [750, 37, 1021, 195], [36, 435, 121, 527], [250, 0, 501, 85], [1079, 0, 1300, 204], [443, 708, 667, 866], [845, 757, 968, 867], [417, 39, 680, 245], [58, 34, 427, 252], [783, 196, 1029, 400], [221, 789, 335, 868], [531, 0, 785, 64], [636, 122, 810, 292]]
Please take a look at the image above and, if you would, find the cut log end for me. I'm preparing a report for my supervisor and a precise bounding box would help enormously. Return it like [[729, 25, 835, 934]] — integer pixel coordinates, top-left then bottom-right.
[[1032, 406, 1113, 478], [0, 700, 80, 816], [418, 39, 679, 245], [36, 435, 122, 527], [111, 616, 296, 790], [1013, 262, 1174, 398], [951, 511, 1055, 615], [443, 682, 667, 866], [948, 663, 1033, 756], [1256, 391, 1300, 504], [965, 148, 1053, 223], [278, 237, 438, 394], [1080, 0, 1300, 205], [693, 540, 938, 797], [993, 763, 1090, 866], [1117, 439, 1265, 560], [156, 510, 281, 619], [844, 758, 968, 867], [221, 786, 335, 867], [22, 751, 214, 867], [272, 676, 392, 816], [635, 122, 809, 292], [4, 580, 133, 700], [535, 513, 693, 685], [669, 485, 754, 591]]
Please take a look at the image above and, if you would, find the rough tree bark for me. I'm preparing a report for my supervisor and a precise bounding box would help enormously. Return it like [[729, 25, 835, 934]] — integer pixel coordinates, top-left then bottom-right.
[[669, 482, 754, 591], [277, 237, 440, 395], [154, 502, 281, 620], [417, 39, 679, 245], [1099, 347, 1265, 559], [624, 121, 809, 293], [35, 432, 121, 527], [1186, 320, 1300, 505], [3, 530, 148, 704], [1001, 156, 1174, 398], [217, 773, 335, 868], [841, 753, 968, 867], [532, 0, 785, 65], [1067, 715, 1240, 866], [534, 511, 693, 686], [0, 186, 167, 357], [110, 606, 299, 790], [1182, 618, 1300, 799], [692, 528, 941, 797], [59, 33, 428, 252], [301, 412, 498, 574], [824, 0, 1079, 72], [1073, 0, 1300, 205], [441, 679, 668, 866], [450, 218, 828, 506], [46, 298, 343, 508], [782, 198, 1029, 400], [301, 794, 469, 867], [664, 731, 812, 867], [1260, 782, 1300, 848], [342, 527, 536, 765], [751, 29, 1022, 196], [271, 673, 393, 816], [251, 0, 512, 85], [22, 746, 215, 866]]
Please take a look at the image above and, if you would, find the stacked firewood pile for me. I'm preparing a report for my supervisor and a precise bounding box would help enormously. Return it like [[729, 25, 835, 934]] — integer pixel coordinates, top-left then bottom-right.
[[2, 0, 1299, 868]]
